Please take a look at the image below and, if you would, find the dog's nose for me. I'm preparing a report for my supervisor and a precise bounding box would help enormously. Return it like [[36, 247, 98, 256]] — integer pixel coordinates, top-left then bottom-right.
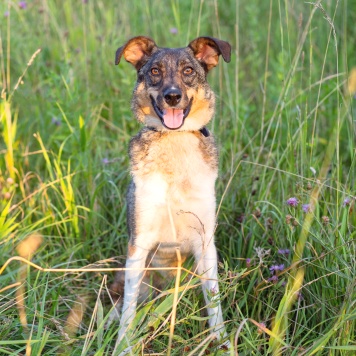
[[163, 88, 182, 106]]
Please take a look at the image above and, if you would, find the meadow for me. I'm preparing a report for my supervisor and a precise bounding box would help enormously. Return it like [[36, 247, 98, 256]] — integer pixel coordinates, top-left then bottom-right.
[[0, 0, 355, 355]]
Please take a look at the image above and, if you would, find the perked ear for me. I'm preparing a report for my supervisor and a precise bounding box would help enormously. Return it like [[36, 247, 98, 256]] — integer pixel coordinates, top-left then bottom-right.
[[188, 36, 231, 71], [115, 36, 157, 70]]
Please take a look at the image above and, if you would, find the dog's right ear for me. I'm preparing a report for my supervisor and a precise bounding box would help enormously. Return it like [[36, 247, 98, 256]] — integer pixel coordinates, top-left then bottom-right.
[[115, 36, 157, 70]]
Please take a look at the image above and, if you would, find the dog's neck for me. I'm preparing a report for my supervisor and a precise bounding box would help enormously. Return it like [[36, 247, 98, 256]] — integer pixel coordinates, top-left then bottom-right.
[[146, 126, 210, 137]]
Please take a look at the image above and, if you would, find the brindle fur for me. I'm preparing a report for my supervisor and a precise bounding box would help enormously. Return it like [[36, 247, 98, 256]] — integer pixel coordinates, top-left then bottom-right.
[[109, 36, 231, 353]]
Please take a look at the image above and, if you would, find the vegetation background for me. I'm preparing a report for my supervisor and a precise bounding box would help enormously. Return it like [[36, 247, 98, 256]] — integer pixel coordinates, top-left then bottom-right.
[[0, 0, 355, 355]]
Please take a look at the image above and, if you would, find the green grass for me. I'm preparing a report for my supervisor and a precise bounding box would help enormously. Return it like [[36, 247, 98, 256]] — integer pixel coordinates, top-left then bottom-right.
[[0, 0, 355, 355]]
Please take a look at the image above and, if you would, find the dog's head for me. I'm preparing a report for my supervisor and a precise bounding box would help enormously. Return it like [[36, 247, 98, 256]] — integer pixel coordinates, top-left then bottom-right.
[[115, 36, 231, 131]]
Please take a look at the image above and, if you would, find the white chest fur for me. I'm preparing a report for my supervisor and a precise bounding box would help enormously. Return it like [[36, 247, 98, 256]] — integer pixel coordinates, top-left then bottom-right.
[[129, 130, 218, 251]]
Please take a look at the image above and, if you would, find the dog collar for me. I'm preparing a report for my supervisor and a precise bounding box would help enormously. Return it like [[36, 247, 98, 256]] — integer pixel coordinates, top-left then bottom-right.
[[199, 127, 210, 137], [146, 126, 210, 137]]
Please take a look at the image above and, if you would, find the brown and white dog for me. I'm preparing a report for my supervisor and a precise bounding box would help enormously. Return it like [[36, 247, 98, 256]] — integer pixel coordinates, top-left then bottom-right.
[[110, 36, 231, 352]]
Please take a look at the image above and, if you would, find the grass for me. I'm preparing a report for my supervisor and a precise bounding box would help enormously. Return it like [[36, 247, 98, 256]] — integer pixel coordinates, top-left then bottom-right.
[[0, 0, 355, 355]]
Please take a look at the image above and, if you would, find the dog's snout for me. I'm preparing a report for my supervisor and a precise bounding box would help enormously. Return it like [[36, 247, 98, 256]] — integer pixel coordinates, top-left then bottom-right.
[[163, 88, 182, 106]]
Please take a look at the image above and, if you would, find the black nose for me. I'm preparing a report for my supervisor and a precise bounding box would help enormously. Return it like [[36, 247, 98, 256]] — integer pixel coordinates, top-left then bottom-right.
[[163, 88, 182, 106]]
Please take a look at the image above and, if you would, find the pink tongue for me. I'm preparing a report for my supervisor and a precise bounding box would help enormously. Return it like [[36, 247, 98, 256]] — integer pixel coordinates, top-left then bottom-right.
[[162, 108, 184, 129]]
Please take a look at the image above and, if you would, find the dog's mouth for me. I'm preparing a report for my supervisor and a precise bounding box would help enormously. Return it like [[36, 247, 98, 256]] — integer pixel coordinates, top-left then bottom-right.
[[150, 96, 193, 130]]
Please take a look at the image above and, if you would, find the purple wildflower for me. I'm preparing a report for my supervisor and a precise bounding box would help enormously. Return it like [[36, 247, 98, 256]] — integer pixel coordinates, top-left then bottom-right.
[[246, 258, 251, 267], [4, 11, 10, 17], [268, 275, 278, 283], [102, 158, 110, 165], [278, 248, 290, 256], [83, 0, 88, 3], [170, 27, 178, 34], [51, 117, 61, 126], [302, 204, 311, 213], [269, 265, 278, 273], [269, 264, 285, 274], [18, 1, 27, 9], [343, 197, 351, 207], [210, 286, 217, 295], [286, 197, 299, 207]]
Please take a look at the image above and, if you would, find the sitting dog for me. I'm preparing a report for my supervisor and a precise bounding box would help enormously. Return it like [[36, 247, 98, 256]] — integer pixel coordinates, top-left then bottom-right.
[[111, 35, 231, 351]]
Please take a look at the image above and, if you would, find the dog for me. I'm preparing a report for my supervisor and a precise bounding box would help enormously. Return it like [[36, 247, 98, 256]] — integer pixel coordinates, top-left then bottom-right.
[[110, 35, 231, 352]]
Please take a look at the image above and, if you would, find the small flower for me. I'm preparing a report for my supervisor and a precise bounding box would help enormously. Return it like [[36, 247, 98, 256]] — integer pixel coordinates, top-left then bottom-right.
[[18, 1, 27, 9], [102, 158, 110, 164], [278, 248, 290, 256], [170, 27, 178, 34], [322, 216, 330, 225], [269, 265, 277, 273], [285, 214, 293, 224], [246, 258, 251, 267], [343, 197, 351, 207], [302, 204, 311, 213], [268, 275, 278, 283], [4, 11, 10, 17], [253, 207, 261, 218], [237, 213, 245, 223], [257, 322, 266, 334], [210, 286, 217, 295], [269, 264, 284, 274], [286, 197, 299, 207], [51, 117, 61, 126], [254, 246, 270, 263]]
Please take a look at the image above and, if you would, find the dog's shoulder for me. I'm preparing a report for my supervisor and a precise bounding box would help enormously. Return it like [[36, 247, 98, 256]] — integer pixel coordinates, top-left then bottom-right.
[[196, 130, 219, 172]]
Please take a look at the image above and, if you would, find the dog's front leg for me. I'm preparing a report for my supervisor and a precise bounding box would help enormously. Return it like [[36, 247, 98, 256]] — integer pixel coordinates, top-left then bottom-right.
[[116, 243, 148, 347], [194, 240, 227, 341]]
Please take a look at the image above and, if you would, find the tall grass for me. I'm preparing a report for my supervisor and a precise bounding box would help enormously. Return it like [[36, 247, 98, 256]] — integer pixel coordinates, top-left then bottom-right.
[[0, 0, 355, 355]]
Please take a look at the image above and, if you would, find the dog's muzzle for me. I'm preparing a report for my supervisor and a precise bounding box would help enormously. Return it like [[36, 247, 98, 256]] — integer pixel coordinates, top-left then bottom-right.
[[150, 95, 193, 130]]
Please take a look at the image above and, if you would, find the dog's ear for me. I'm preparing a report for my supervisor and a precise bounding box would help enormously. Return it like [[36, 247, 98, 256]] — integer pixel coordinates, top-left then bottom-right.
[[188, 36, 231, 71], [115, 36, 157, 70]]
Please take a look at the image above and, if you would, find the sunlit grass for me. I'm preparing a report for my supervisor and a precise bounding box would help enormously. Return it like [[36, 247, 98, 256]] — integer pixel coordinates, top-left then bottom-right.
[[0, 0, 355, 355]]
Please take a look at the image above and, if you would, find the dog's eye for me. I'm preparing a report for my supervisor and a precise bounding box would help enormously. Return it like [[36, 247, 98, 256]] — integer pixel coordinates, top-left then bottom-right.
[[183, 67, 194, 75], [151, 68, 160, 75]]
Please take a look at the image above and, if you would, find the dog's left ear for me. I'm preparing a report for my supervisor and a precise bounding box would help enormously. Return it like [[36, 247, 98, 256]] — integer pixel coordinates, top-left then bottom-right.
[[188, 36, 231, 71]]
